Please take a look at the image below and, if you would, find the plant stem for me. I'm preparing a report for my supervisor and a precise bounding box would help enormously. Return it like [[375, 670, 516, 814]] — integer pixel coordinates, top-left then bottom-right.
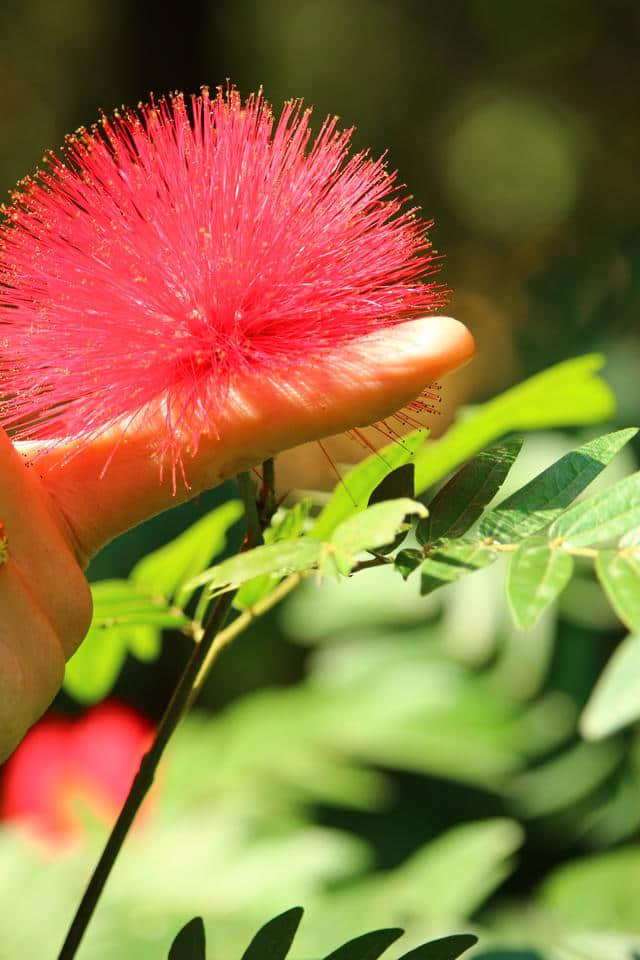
[[57, 469, 265, 960], [237, 471, 264, 547], [187, 571, 306, 706], [258, 457, 277, 527]]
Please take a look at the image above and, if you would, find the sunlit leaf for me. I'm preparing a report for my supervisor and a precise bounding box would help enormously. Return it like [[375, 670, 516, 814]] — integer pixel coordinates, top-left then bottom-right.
[[90, 580, 188, 629], [549, 470, 640, 547], [479, 429, 637, 543], [189, 539, 323, 595], [119, 623, 161, 662], [595, 550, 640, 633], [235, 500, 312, 610], [241, 907, 303, 960], [418, 437, 523, 543], [169, 916, 206, 960], [311, 430, 427, 541], [330, 499, 427, 571], [63, 625, 129, 704], [620, 526, 640, 547], [132, 499, 244, 605], [396, 934, 478, 960], [323, 928, 403, 960], [420, 540, 497, 595], [506, 538, 574, 630], [581, 633, 640, 739], [415, 355, 616, 494]]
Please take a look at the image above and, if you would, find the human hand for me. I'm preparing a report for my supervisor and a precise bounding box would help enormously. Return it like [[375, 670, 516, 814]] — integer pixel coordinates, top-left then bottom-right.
[[0, 314, 473, 760]]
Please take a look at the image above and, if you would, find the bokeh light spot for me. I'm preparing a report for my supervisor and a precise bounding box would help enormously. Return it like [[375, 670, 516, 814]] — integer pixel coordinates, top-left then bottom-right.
[[443, 92, 583, 241]]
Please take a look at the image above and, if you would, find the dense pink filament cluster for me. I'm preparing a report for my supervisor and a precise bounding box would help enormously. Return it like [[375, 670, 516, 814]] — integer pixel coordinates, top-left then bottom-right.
[[0, 87, 445, 462]]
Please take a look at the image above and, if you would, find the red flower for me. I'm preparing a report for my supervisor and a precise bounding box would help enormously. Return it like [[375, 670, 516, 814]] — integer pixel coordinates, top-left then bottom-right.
[[0, 702, 153, 849], [0, 87, 445, 468]]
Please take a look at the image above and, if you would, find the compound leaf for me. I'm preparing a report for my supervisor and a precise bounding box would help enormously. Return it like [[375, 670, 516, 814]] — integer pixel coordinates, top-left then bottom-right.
[[549, 470, 640, 547], [420, 540, 497, 595], [479, 429, 637, 543], [419, 437, 523, 543]]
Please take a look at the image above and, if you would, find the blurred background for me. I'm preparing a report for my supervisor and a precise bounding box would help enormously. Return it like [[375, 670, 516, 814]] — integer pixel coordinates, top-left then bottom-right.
[[1, 2, 640, 958]]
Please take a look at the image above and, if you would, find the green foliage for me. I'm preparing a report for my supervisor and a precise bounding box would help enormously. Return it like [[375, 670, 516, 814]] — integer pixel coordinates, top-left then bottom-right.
[[311, 429, 427, 541], [63, 358, 636, 717], [420, 540, 498, 595], [168, 909, 476, 960], [50, 357, 640, 958], [418, 437, 523, 544], [548, 469, 640, 546], [414, 354, 616, 494], [189, 499, 427, 595], [234, 500, 313, 610], [477, 428, 637, 543], [132, 499, 244, 605], [63, 580, 189, 704]]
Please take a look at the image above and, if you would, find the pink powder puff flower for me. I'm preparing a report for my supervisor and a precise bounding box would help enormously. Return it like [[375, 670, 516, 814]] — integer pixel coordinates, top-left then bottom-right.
[[1, 702, 154, 850], [0, 86, 446, 472]]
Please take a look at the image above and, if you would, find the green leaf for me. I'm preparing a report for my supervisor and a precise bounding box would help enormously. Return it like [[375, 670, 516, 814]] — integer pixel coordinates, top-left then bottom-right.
[[479, 428, 638, 543], [595, 550, 640, 632], [396, 934, 478, 960], [241, 907, 303, 960], [311, 429, 427, 541], [266, 499, 313, 542], [189, 539, 323, 596], [415, 354, 616, 494], [169, 916, 206, 960], [549, 469, 640, 546], [394, 548, 424, 580], [581, 633, 640, 739], [63, 580, 187, 703], [132, 499, 244, 605], [506, 538, 574, 630], [234, 500, 312, 610], [420, 539, 498, 595], [368, 463, 415, 504], [620, 525, 640, 547], [331, 499, 427, 569], [323, 929, 403, 960], [120, 623, 161, 662], [90, 580, 188, 629], [367, 464, 416, 554], [63, 625, 128, 705], [418, 437, 523, 543]]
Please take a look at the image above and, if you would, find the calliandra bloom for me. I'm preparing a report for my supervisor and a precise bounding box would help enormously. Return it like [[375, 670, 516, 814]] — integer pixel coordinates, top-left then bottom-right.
[[0, 86, 447, 476], [0, 702, 153, 850]]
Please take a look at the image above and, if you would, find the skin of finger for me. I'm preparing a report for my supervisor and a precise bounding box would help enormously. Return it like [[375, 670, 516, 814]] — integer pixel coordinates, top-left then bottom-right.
[[31, 316, 475, 563], [0, 428, 93, 657], [0, 562, 68, 761]]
